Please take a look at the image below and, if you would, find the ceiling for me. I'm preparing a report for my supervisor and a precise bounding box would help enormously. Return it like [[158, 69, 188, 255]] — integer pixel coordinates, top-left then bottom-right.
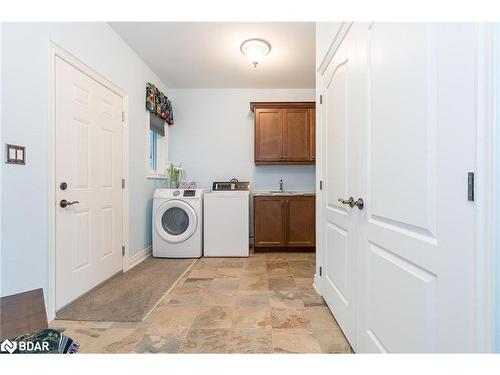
[[109, 22, 315, 88]]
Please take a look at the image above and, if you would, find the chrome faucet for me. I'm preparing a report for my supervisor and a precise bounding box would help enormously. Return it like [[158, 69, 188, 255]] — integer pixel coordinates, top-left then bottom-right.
[[279, 179, 284, 192]]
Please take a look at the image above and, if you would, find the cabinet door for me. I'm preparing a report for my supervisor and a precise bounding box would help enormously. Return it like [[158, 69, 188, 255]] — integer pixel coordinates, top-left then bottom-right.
[[283, 109, 310, 161], [309, 108, 316, 161], [286, 196, 315, 247], [254, 197, 285, 247], [255, 108, 283, 162]]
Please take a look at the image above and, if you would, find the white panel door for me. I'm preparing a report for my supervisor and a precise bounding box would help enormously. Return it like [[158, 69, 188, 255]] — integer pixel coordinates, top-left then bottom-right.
[[355, 23, 476, 353], [55, 56, 124, 310], [319, 28, 360, 346]]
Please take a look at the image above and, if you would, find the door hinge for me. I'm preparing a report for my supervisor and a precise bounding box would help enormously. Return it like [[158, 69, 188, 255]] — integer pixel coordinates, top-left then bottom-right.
[[122, 111, 125, 122], [319, 95, 323, 104], [319, 266, 322, 277], [468, 172, 474, 201], [319, 180, 323, 190], [122, 179, 125, 189], [122, 246, 125, 256]]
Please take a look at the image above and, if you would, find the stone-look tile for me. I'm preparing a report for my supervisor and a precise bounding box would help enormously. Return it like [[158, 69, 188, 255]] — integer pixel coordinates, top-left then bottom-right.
[[300, 288, 326, 307], [268, 276, 297, 291], [178, 329, 230, 353], [227, 329, 273, 354], [192, 258, 226, 269], [134, 334, 183, 353], [311, 329, 352, 354], [215, 268, 243, 278], [232, 307, 272, 329], [144, 305, 200, 338], [306, 306, 340, 330], [219, 259, 245, 269], [53, 251, 352, 354], [209, 278, 240, 292], [272, 328, 322, 353], [235, 293, 270, 307], [201, 290, 238, 307], [267, 267, 294, 278], [68, 327, 142, 353], [269, 290, 305, 309], [239, 275, 269, 291], [266, 260, 289, 271], [102, 328, 148, 353], [287, 260, 312, 269], [271, 308, 311, 329], [191, 306, 234, 329], [187, 268, 217, 279], [292, 268, 316, 278], [294, 277, 315, 290]]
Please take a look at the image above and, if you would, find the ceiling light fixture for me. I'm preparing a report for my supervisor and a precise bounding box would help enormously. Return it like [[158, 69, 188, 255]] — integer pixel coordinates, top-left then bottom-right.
[[240, 38, 272, 67]]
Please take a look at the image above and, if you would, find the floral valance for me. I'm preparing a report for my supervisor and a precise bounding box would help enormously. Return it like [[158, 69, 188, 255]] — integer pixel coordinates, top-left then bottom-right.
[[146, 83, 174, 125]]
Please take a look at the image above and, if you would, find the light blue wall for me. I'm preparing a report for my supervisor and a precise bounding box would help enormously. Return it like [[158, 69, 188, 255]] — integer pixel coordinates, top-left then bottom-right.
[[0, 23, 168, 298], [169, 88, 316, 192], [168, 89, 316, 236]]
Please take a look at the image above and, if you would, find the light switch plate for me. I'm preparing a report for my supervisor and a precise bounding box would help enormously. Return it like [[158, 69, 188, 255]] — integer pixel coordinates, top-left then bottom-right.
[[5, 144, 26, 165]]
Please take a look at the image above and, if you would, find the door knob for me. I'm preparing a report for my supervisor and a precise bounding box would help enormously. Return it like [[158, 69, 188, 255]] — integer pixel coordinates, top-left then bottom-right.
[[60, 199, 79, 208], [338, 197, 355, 207], [353, 198, 364, 210]]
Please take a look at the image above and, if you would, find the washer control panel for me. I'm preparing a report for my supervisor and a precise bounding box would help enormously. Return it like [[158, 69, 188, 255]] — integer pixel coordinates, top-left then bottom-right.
[[183, 190, 196, 197], [212, 181, 250, 191]]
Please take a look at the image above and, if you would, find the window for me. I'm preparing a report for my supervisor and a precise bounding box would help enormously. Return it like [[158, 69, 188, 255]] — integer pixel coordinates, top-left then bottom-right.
[[147, 112, 168, 178]]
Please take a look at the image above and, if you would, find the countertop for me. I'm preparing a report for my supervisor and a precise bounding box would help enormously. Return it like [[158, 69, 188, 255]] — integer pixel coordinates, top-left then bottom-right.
[[252, 191, 316, 197]]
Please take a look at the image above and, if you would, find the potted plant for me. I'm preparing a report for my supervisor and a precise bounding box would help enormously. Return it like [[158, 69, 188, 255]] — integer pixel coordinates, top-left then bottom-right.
[[165, 162, 183, 189]]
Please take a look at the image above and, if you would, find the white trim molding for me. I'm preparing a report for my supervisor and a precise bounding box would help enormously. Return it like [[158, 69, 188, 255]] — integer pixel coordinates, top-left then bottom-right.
[[474, 23, 497, 353], [47, 42, 130, 321], [317, 22, 353, 76], [126, 246, 152, 271]]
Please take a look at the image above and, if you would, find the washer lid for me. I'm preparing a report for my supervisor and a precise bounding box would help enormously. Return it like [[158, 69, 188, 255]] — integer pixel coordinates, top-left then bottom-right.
[[154, 200, 198, 243]]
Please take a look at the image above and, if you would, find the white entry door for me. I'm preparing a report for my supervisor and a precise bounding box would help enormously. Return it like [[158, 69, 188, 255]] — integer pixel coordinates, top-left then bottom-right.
[[55, 56, 124, 310]]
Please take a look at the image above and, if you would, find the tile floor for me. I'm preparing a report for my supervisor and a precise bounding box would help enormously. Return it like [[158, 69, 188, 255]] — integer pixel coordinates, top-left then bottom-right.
[[51, 252, 352, 354]]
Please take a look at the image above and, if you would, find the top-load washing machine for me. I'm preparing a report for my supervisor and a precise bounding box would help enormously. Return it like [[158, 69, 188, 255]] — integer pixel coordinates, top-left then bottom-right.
[[203, 180, 250, 257], [152, 188, 204, 258]]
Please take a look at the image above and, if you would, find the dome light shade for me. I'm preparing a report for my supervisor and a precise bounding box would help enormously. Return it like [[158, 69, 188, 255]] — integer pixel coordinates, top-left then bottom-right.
[[240, 38, 272, 67]]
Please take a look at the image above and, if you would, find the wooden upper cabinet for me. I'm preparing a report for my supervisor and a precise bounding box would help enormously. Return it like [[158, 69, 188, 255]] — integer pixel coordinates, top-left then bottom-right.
[[251, 102, 315, 164], [255, 108, 283, 162], [284, 109, 310, 162], [309, 108, 316, 161]]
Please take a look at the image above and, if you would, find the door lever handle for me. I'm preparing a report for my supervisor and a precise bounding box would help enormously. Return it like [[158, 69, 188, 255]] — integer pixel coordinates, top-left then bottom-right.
[[353, 198, 364, 210], [338, 197, 355, 208], [60, 199, 79, 208]]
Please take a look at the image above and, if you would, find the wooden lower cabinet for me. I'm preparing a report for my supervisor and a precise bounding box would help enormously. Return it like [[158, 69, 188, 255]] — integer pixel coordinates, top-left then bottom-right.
[[253, 195, 315, 249]]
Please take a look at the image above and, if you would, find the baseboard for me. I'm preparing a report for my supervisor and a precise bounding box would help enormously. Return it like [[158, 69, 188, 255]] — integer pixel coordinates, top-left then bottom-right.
[[128, 246, 152, 270]]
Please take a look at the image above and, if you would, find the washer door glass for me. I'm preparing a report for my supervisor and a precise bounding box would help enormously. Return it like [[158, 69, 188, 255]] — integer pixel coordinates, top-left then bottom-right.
[[162, 207, 189, 235], [155, 200, 197, 244]]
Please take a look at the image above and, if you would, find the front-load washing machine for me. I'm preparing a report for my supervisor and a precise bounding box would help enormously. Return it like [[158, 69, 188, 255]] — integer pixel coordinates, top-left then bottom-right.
[[152, 188, 204, 258]]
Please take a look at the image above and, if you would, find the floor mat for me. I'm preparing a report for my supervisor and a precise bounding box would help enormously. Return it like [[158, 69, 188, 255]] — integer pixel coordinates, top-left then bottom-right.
[[56, 257, 195, 322]]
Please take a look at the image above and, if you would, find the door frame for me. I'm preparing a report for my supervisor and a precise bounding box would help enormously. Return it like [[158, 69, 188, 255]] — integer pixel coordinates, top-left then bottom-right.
[[315, 22, 497, 352], [47, 42, 130, 321]]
